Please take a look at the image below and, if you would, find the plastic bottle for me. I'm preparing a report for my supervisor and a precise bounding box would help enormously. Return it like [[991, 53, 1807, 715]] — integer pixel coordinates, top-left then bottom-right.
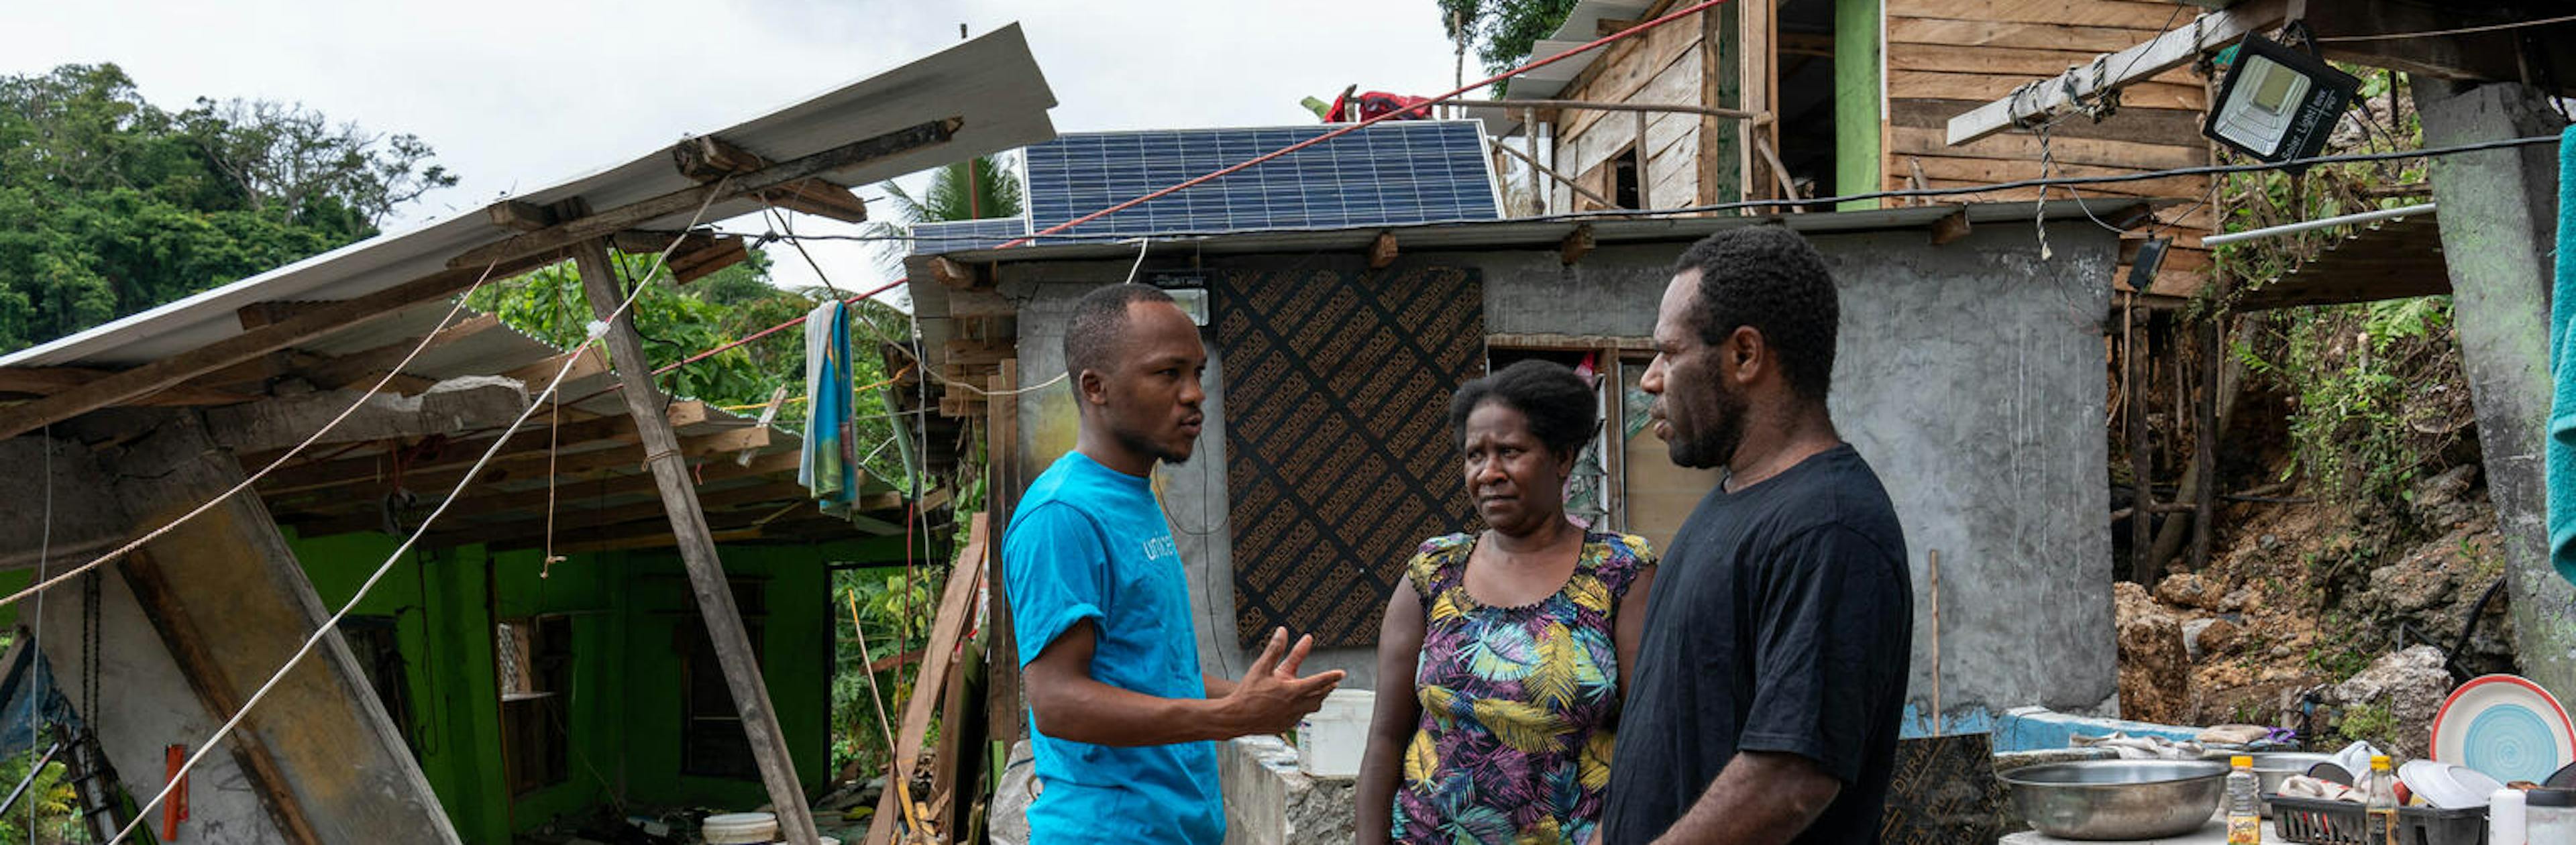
[[2491, 787, 2528, 845], [2225, 755, 2262, 844], [2363, 756, 2398, 845]]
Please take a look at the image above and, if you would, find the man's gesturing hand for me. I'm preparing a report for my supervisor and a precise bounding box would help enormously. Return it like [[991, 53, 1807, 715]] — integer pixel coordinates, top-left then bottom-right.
[[1218, 627, 1346, 736]]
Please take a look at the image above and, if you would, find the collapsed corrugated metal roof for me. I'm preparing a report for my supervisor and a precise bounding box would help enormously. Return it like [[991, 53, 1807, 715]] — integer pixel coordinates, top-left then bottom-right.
[[3, 23, 1059, 369]]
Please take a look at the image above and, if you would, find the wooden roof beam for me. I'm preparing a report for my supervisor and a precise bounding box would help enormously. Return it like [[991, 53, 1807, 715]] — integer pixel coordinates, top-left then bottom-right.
[[0, 367, 254, 406], [451, 117, 957, 271], [673, 135, 873, 223], [0, 251, 559, 441], [1946, 0, 2288, 146], [246, 399, 718, 494], [278, 449, 803, 537]]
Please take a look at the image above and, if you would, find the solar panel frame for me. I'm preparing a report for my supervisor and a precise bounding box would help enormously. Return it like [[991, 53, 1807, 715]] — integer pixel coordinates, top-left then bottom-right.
[[1021, 120, 1501, 244]]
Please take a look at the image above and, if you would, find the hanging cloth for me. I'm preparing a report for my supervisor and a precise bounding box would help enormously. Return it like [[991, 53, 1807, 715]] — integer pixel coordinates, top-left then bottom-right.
[[800, 300, 859, 518], [2546, 125, 2576, 584]]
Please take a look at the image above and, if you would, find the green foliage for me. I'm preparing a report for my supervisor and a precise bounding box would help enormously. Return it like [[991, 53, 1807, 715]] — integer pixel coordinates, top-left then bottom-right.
[[0, 750, 80, 844], [2222, 68, 2464, 506], [2237, 297, 2457, 504], [863, 153, 1024, 270], [462, 248, 913, 488], [2337, 701, 2399, 748], [0, 63, 458, 353], [830, 565, 948, 775], [1433, 0, 1581, 78]]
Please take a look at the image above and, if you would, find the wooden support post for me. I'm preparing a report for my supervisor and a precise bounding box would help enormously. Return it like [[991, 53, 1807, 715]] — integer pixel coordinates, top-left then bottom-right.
[[987, 360, 1022, 747], [119, 553, 323, 845], [1946, 0, 2288, 144], [2191, 310, 2220, 571], [867, 518, 987, 845], [1493, 143, 1619, 210], [1523, 109, 1543, 215], [570, 239, 820, 845], [2126, 296, 2155, 585], [1632, 109, 1652, 209]]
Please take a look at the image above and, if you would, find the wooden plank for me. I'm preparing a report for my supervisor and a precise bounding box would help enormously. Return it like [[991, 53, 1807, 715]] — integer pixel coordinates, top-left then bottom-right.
[[1890, 126, 2209, 170], [294, 313, 508, 390], [573, 239, 820, 844], [1901, 156, 2212, 200], [1888, 70, 2206, 111], [1559, 9, 1704, 140], [1890, 17, 2198, 53], [247, 400, 706, 492], [866, 514, 987, 845], [1739, 0, 1775, 201], [985, 360, 1021, 748], [1560, 225, 1597, 265], [669, 237, 752, 285], [501, 345, 609, 388], [1367, 231, 1399, 270], [672, 135, 872, 223], [279, 449, 800, 536], [0, 256, 553, 441], [1944, 0, 2286, 144], [486, 201, 556, 232], [452, 118, 959, 270], [429, 480, 809, 548], [119, 552, 325, 845], [1888, 0, 2199, 29], [1888, 43, 2206, 84], [1890, 99, 2208, 148], [0, 368, 252, 406]]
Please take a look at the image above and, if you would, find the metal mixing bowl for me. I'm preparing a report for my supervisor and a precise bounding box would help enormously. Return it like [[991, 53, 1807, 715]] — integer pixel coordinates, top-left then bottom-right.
[[2001, 760, 2229, 840]]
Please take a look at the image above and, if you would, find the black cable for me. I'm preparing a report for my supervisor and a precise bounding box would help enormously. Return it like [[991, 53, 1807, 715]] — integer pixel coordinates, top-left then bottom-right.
[[697, 133, 2561, 251]]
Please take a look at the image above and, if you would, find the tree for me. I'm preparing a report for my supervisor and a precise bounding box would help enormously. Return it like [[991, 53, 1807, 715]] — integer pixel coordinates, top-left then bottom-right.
[[861, 153, 1023, 268], [1434, 0, 1581, 80], [0, 63, 458, 353]]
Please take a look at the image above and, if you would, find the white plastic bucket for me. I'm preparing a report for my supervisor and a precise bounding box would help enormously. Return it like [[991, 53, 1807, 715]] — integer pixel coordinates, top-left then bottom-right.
[[1296, 689, 1375, 777], [702, 812, 778, 844]]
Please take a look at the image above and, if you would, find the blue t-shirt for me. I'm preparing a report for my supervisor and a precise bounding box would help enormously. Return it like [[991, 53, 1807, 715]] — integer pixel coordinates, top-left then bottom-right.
[[1004, 451, 1222, 844]]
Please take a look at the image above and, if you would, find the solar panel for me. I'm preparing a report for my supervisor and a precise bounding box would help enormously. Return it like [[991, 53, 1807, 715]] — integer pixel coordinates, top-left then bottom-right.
[[910, 217, 1029, 252], [1021, 120, 1499, 243]]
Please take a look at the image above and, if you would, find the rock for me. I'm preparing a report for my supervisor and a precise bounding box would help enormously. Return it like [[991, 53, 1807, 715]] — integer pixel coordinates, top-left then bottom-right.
[[2155, 573, 2226, 612], [2184, 618, 2241, 661], [2115, 583, 2192, 724], [2328, 646, 2453, 759], [2351, 522, 2516, 676], [2409, 465, 2480, 528]]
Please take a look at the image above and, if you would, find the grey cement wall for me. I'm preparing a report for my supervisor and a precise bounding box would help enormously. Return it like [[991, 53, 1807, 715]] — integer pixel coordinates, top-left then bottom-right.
[[996, 221, 2120, 726]]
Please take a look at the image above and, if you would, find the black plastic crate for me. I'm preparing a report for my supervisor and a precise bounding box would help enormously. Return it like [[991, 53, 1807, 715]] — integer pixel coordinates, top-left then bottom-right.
[[2269, 795, 2487, 845]]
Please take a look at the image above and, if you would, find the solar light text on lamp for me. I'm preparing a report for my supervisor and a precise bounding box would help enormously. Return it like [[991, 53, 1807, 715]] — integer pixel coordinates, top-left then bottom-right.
[[2202, 33, 2363, 172]]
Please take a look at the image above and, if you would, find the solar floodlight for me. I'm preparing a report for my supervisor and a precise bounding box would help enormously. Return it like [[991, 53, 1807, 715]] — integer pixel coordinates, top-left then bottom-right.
[[2203, 34, 2361, 169]]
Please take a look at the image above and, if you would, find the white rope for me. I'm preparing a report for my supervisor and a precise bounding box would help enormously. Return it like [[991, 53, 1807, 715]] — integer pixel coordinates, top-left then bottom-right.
[[105, 180, 733, 845], [0, 259, 509, 613]]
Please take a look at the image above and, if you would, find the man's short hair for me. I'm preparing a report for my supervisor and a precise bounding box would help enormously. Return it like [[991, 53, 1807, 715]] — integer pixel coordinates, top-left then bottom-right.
[[1672, 225, 1839, 401], [1063, 283, 1179, 384]]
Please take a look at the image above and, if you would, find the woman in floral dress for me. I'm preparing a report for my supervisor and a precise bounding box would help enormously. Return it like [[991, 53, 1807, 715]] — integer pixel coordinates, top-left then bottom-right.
[[1355, 359, 1658, 845]]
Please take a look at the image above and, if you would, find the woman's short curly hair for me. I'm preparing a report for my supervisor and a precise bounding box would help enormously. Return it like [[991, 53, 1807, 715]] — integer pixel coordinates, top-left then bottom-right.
[[1447, 359, 1597, 459]]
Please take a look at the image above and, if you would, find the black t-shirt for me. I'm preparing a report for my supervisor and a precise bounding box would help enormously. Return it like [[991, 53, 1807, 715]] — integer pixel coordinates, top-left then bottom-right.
[[1601, 444, 1912, 845]]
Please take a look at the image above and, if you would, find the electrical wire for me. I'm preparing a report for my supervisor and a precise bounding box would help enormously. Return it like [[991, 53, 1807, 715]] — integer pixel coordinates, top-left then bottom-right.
[[2314, 13, 2576, 42], [103, 182, 735, 845], [998, 0, 1742, 248], [0, 256, 509, 614]]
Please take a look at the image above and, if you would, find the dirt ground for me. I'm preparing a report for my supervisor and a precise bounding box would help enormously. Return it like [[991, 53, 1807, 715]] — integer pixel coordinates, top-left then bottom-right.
[[2116, 465, 2512, 753]]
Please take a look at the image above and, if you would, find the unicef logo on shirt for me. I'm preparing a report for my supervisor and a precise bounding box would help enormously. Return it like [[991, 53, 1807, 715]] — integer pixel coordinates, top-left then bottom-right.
[[1141, 536, 1178, 561]]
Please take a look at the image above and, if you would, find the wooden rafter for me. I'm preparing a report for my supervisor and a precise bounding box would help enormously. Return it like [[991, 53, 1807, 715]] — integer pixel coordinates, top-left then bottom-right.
[[451, 118, 961, 270], [0, 253, 558, 441]]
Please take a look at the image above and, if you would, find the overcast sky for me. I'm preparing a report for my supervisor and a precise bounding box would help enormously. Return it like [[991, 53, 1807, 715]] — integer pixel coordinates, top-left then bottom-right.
[[3, 0, 1469, 302]]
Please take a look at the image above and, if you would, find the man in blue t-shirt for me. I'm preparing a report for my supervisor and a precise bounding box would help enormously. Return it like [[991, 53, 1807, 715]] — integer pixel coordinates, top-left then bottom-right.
[[1006, 283, 1346, 844]]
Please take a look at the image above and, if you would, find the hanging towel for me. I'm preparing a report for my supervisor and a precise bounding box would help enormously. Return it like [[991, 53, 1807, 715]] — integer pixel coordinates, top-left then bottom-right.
[[2546, 125, 2576, 584], [800, 300, 859, 517]]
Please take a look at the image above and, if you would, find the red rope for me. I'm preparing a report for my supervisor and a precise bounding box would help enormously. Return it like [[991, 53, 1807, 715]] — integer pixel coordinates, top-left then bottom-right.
[[572, 0, 1738, 413], [997, 0, 1738, 248]]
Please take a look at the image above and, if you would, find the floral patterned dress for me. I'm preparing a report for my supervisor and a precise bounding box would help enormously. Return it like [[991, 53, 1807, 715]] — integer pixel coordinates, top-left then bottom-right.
[[1391, 531, 1655, 845]]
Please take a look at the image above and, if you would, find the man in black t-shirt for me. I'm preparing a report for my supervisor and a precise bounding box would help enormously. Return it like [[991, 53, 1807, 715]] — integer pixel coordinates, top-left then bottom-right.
[[1601, 227, 1913, 845]]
